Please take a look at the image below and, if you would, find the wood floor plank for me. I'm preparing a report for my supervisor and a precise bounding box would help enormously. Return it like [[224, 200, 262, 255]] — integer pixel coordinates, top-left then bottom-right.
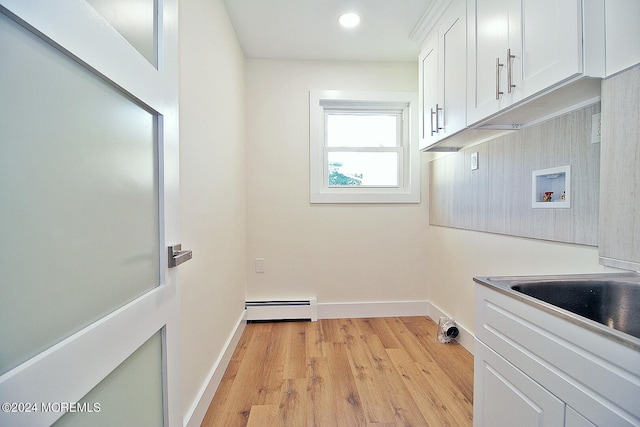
[[320, 318, 345, 343], [384, 316, 438, 364], [305, 319, 326, 358], [324, 342, 367, 426], [282, 321, 308, 379], [415, 358, 473, 425], [202, 331, 272, 426], [387, 347, 473, 426], [279, 378, 314, 426], [360, 333, 429, 426], [306, 356, 340, 426], [201, 317, 473, 427], [202, 330, 284, 426], [353, 317, 378, 337], [401, 316, 475, 402], [344, 328, 396, 424], [346, 327, 428, 425], [245, 405, 278, 427], [386, 347, 448, 426], [338, 317, 362, 344], [367, 317, 402, 349]]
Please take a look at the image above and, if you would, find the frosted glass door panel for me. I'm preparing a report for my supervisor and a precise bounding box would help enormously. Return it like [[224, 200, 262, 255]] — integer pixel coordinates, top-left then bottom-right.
[[53, 331, 164, 427], [0, 13, 160, 375], [86, 0, 158, 67]]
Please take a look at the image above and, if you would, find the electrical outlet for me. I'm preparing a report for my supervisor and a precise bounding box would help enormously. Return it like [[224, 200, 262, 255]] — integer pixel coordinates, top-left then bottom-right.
[[591, 113, 601, 144], [255, 258, 265, 273]]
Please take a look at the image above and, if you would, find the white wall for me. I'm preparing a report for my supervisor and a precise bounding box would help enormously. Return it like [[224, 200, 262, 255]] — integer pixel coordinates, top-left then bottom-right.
[[178, 0, 246, 422], [245, 59, 431, 306]]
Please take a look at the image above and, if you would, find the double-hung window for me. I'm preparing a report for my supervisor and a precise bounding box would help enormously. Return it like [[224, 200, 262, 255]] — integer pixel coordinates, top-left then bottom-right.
[[310, 90, 420, 203]]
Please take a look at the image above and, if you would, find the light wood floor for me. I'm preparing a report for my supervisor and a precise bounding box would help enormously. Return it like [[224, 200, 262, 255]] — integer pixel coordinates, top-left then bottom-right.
[[202, 316, 474, 426]]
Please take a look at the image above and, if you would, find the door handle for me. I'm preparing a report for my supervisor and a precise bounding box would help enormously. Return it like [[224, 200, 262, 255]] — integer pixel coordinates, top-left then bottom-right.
[[168, 244, 192, 268]]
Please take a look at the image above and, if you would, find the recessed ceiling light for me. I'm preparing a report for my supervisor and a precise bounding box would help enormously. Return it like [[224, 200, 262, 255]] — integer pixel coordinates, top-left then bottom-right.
[[338, 12, 361, 28]]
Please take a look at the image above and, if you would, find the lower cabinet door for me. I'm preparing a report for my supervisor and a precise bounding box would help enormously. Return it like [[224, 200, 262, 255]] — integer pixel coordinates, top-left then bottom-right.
[[566, 406, 597, 427], [474, 340, 565, 427]]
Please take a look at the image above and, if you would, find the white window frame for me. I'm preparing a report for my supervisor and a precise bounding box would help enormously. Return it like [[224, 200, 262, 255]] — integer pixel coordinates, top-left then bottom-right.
[[310, 90, 420, 203]]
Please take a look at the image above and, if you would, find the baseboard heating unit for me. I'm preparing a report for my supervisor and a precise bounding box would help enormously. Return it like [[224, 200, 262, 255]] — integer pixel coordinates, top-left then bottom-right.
[[245, 298, 318, 322]]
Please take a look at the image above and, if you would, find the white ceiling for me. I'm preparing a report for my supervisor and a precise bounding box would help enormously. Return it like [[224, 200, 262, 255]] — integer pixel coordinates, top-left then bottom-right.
[[222, 0, 438, 62]]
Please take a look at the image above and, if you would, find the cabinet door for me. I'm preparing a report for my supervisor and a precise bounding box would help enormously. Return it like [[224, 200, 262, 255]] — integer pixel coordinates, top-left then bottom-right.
[[419, 34, 439, 150], [566, 406, 597, 427], [605, 0, 640, 76], [439, 0, 467, 138], [474, 340, 565, 427], [516, 0, 582, 98], [468, 0, 584, 125], [467, 0, 509, 124]]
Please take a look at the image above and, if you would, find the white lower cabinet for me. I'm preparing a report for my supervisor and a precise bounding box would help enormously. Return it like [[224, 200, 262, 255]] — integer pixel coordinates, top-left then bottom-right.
[[474, 340, 564, 427], [566, 406, 597, 427], [475, 341, 599, 427], [474, 283, 640, 427]]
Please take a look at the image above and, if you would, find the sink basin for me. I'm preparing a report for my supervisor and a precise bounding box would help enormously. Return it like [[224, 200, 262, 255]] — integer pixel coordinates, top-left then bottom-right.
[[510, 280, 640, 339]]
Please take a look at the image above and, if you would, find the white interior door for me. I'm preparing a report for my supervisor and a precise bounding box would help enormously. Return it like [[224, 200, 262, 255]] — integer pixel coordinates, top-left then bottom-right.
[[0, 0, 181, 425]]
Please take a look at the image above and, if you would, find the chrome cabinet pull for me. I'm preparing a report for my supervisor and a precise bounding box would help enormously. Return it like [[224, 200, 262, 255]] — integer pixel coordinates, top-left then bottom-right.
[[496, 57, 504, 100], [430, 104, 444, 136], [430, 107, 436, 136], [507, 48, 516, 93]]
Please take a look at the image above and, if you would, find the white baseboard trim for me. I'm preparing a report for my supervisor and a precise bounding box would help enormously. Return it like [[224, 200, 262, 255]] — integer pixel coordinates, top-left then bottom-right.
[[317, 300, 429, 319], [426, 301, 474, 355], [184, 309, 247, 427]]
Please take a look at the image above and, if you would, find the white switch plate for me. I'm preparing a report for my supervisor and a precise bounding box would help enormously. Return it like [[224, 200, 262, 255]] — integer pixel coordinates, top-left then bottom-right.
[[471, 152, 479, 170], [255, 258, 265, 273]]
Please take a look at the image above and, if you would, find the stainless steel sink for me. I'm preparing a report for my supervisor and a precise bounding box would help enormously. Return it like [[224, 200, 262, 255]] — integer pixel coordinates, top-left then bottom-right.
[[510, 280, 640, 339]]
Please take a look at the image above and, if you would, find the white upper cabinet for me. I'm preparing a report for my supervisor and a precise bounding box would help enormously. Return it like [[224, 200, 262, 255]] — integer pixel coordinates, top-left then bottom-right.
[[468, 0, 513, 122], [605, 0, 640, 76], [419, 0, 614, 151], [518, 0, 583, 99], [467, 0, 600, 126], [419, 34, 439, 150], [439, 0, 467, 140], [418, 0, 467, 151]]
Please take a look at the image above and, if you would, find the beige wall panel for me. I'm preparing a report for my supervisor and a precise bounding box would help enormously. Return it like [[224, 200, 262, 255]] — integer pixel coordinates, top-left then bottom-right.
[[599, 65, 640, 269]]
